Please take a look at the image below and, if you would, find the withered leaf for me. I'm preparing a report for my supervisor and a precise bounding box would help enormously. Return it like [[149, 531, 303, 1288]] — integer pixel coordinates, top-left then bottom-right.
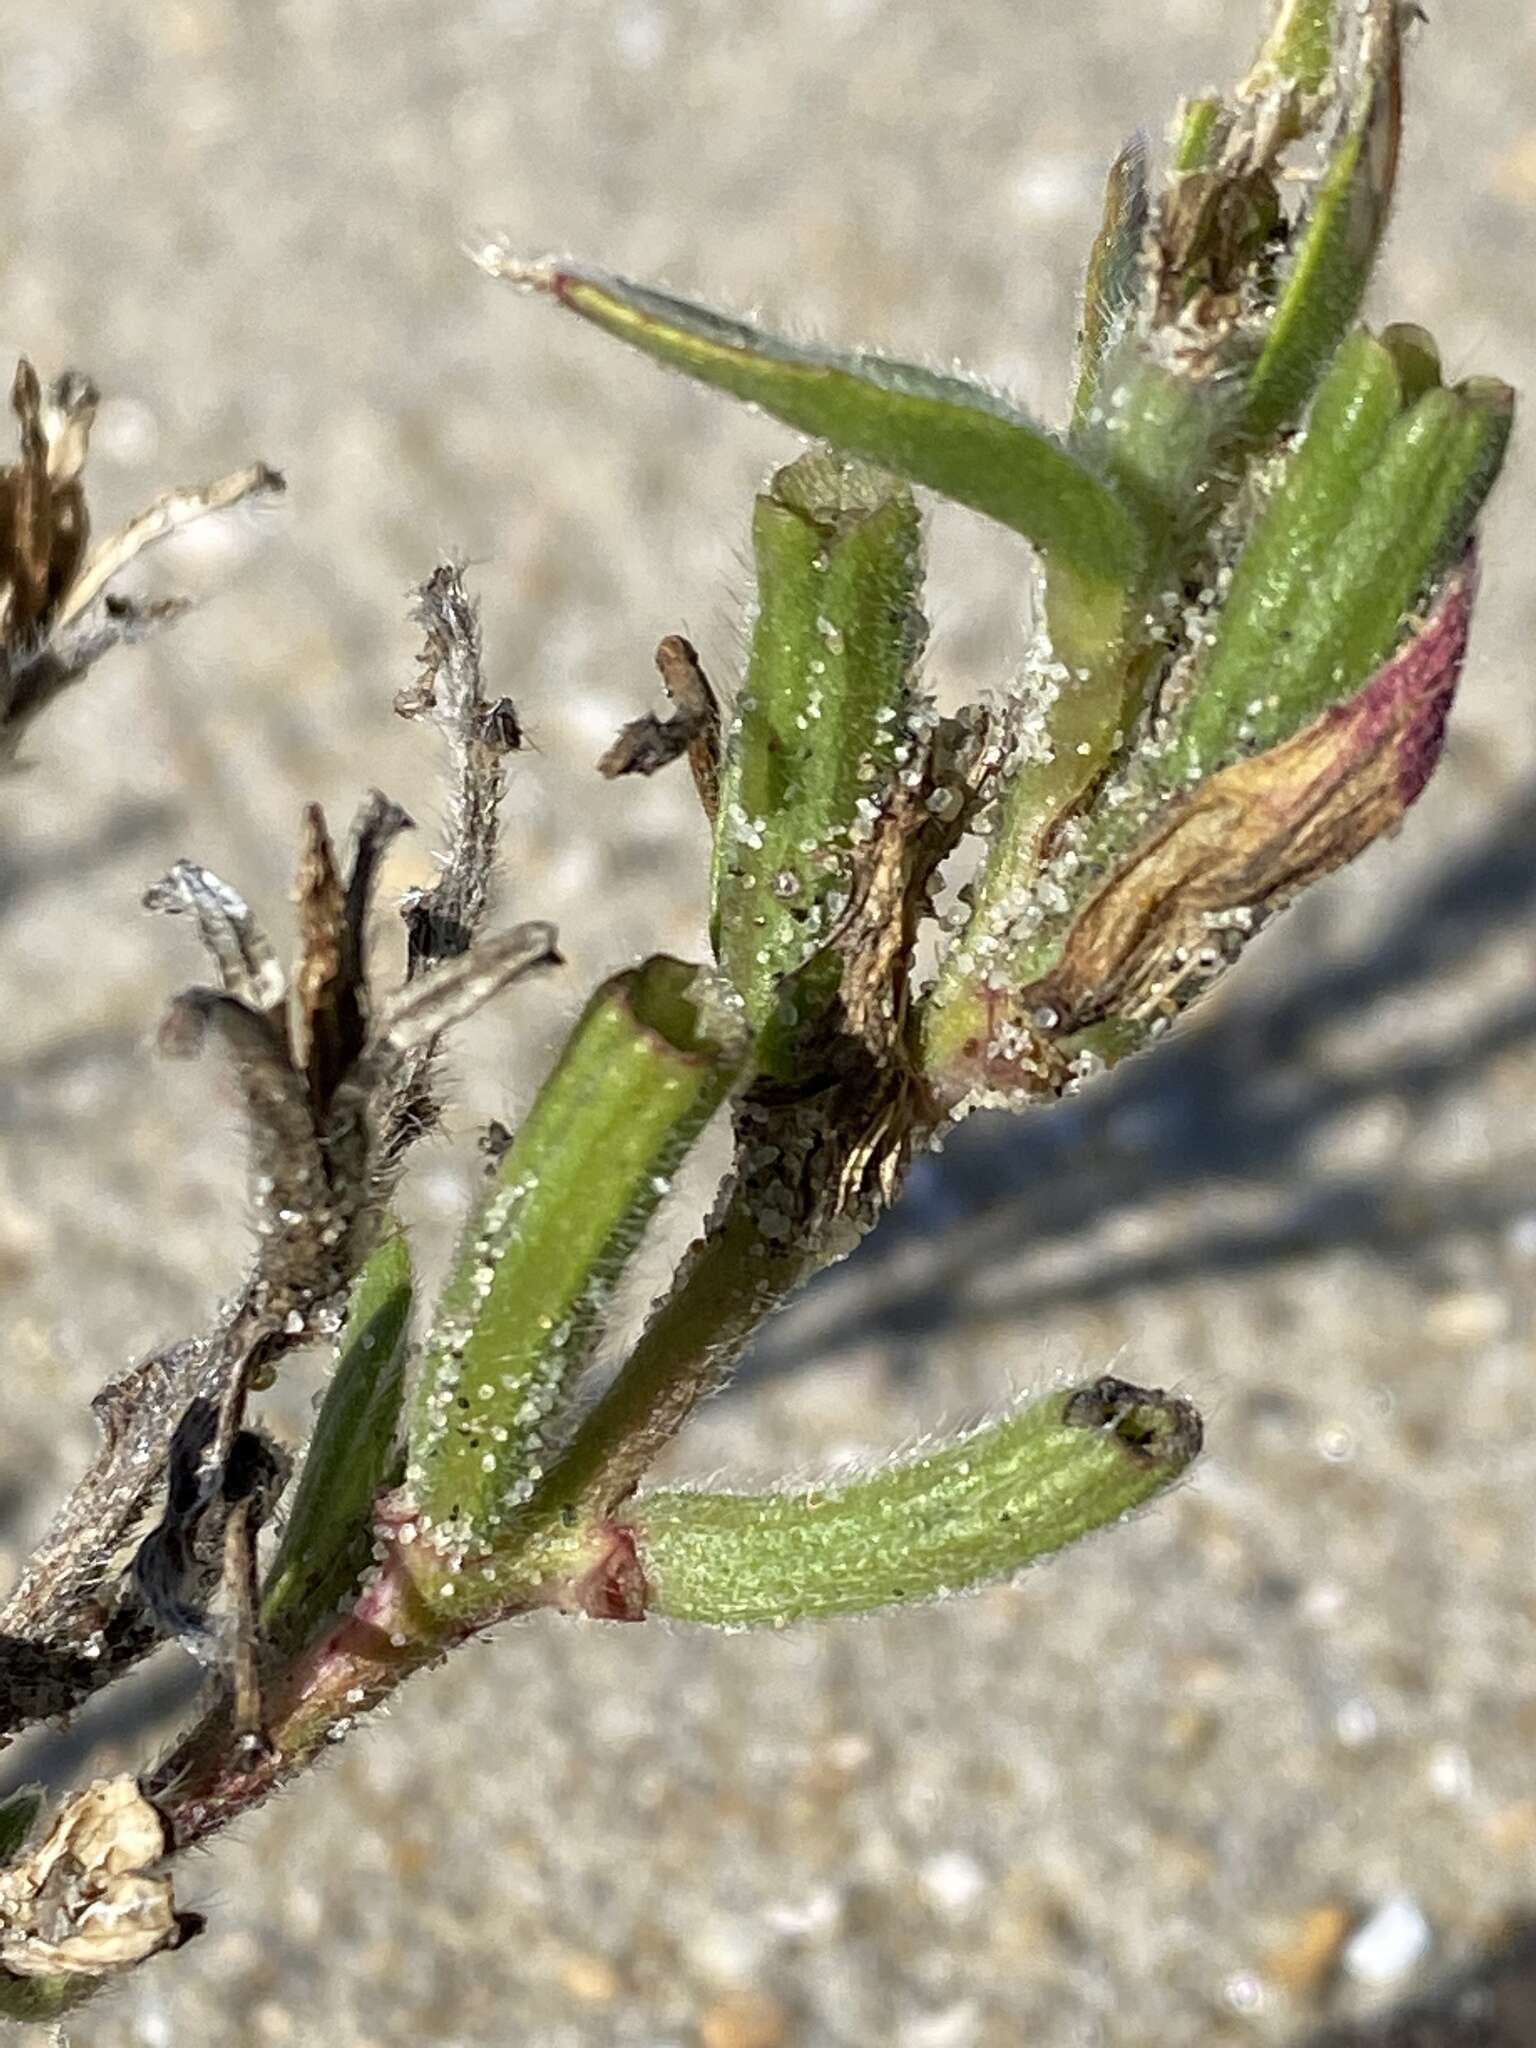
[[1026, 557, 1474, 1037], [398, 563, 507, 973], [0, 350, 281, 764], [2, 738, 552, 1742], [598, 633, 721, 822]]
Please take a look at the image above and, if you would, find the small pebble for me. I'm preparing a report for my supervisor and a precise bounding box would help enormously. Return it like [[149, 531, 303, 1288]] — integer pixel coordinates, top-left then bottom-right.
[[1334, 1698, 1379, 1748], [558, 1950, 621, 2003], [1427, 1743, 1473, 1801], [1342, 1895, 1432, 1988], [1222, 1972, 1265, 2014], [1263, 1901, 1351, 1998], [762, 1885, 842, 1938], [919, 1850, 987, 1915], [698, 1989, 789, 2048], [901, 2001, 981, 2048], [1424, 1290, 1508, 1347]]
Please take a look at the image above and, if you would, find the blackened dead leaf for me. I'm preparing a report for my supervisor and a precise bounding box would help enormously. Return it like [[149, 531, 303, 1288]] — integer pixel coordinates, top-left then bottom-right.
[[129, 1399, 286, 1665]]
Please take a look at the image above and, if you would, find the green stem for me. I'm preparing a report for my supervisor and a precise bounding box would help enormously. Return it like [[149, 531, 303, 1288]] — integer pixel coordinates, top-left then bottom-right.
[[449, 1196, 817, 1621], [1239, 0, 1337, 104], [1169, 95, 1229, 174], [917, 612, 1156, 1091], [923, 340, 1240, 1092], [1244, 0, 1401, 438]]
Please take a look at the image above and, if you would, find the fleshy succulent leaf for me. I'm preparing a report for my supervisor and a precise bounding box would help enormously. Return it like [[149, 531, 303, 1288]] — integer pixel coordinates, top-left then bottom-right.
[[404, 957, 747, 1577], [477, 251, 1147, 649], [621, 1376, 1201, 1626], [710, 450, 925, 1076], [1175, 373, 1511, 775], [261, 1231, 414, 1655]]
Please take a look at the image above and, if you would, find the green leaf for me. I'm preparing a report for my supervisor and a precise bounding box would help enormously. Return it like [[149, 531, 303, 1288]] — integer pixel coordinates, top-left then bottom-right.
[[405, 957, 747, 1572], [261, 1231, 414, 1654], [1239, 0, 1337, 104], [1245, 0, 1402, 438], [480, 251, 1146, 644], [1071, 134, 1150, 432], [1168, 95, 1229, 174], [622, 1376, 1201, 1626], [1174, 328, 1405, 769], [711, 450, 924, 1076], [1179, 370, 1513, 774]]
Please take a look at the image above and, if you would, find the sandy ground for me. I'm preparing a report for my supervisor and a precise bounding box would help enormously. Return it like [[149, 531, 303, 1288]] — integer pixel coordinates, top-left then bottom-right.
[[3, 1, 1536, 2043]]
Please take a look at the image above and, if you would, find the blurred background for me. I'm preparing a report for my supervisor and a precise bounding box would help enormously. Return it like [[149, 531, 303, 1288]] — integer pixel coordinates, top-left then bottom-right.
[[2, 1, 1536, 2042]]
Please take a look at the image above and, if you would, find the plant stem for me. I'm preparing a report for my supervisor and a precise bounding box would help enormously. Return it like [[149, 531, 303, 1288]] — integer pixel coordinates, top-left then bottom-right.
[[454, 1194, 818, 1615]]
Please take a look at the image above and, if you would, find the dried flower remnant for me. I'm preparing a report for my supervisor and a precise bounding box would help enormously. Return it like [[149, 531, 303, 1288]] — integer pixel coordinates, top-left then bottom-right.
[[0, 1779, 195, 1989], [134, 819, 557, 1633], [0, 358, 282, 765]]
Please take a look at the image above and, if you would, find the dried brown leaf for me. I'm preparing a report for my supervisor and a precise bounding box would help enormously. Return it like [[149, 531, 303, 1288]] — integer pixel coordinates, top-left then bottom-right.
[[51, 462, 285, 634], [598, 633, 721, 820], [1027, 558, 1474, 1037]]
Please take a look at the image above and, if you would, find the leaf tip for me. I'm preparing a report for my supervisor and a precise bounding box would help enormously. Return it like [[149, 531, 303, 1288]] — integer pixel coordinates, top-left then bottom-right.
[[1062, 1374, 1204, 1471], [465, 238, 560, 294]]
